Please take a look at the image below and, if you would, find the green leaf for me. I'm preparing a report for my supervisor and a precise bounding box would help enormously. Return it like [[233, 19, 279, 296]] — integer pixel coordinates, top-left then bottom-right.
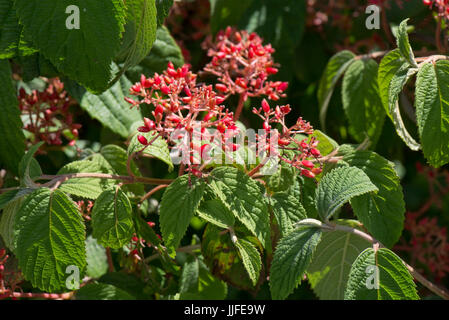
[[318, 50, 356, 130], [179, 256, 228, 300], [270, 223, 322, 300], [117, 0, 157, 72], [125, 26, 184, 82], [76, 283, 135, 300], [395, 19, 417, 68], [209, 167, 270, 246], [159, 175, 206, 257], [378, 49, 420, 151], [307, 222, 371, 300], [57, 159, 113, 199], [0, 197, 25, 251], [0, 0, 37, 58], [0, 189, 19, 210], [18, 142, 44, 187], [210, 0, 255, 34], [316, 167, 378, 221], [0, 60, 26, 175], [14, 188, 86, 292], [342, 59, 385, 144], [415, 60, 449, 167], [270, 191, 307, 237], [128, 130, 174, 171], [265, 160, 296, 193], [344, 248, 419, 300], [98, 144, 143, 195], [310, 130, 339, 156], [91, 187, 134, 249], [14, 0, 127, 93], [341, 149, 405, 248], [85, 235, 108, 279], [296, 176, 318, 218], [155, 0, 173, 26], [99, 272, 148, 299], [196, 199, 235, 229], [72, 75, 142, 138], [234, 238, 261, 286]]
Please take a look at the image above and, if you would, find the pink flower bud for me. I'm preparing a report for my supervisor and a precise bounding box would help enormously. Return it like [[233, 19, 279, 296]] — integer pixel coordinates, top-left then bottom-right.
[[137, 135, 149, 146], [262, 99, 270, 113]]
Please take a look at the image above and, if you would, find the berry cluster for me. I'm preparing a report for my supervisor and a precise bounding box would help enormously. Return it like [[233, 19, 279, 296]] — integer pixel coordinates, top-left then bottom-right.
[[202, 27, 288, 105], [423, 0, 449, 20], [126, 29, 321, 179], [18, 78, 80, 148], [253, 99, 322, 178], [126, 62, 240, 176]]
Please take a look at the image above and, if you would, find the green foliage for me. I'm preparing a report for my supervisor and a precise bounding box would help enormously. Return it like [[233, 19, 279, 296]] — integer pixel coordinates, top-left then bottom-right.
[[316, 166, 378, 221], [344, 248, 419, 300], [14, 188, 86, 292], [209, 167, 270, 246], [85, 236, 108, 279], [196, 199, 235, 229], [159, 175, 206, 257], [342, 59, 385, 144], [307, 221, 371, 300], [57, 159, 112, 199], [317, 50, 356, 130], [415, 60, 449, 167], [15, 0, 127, 93], [234, 238, 262, 286], [91, 187, 135, 249], [179, 255, 228, 299], [0, 60, 26, 175], [76, 283, 135, 300], [128, 130, 174, 171], [71, 75, 143, 138], [396, 19, 418, 68], [270, 223, 322, 300], [155, 0, 174, 27], [270, 191, 307, 236], [340, 147, 405, 248]]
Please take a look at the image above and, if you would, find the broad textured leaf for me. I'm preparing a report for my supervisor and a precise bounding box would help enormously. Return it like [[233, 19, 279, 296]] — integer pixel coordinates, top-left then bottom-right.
[[85, 235, 108, 278], [0, 60, 26, 175], [57, 159, 112, 199], [395, 19, 417, 68], [378, 50, 420, 150], [296, 176, 318, 218], [91, 187, 134, 249], [270, 224, 322, 300], [0, 197, 25, 251], [342, 59, 385, 144], [76, 283, 135, 300], [0, 0, 36, 58], [159, 175, 206, 257], [235, 238, 261, 286], [14, 0, 127, 93], [316, 166, 378, 221], [125, 26, 184, 82], [73, 75, 142, 138], [0, 189, 19, 210], [415, 60, 449, 167], [344, 248, 419, 300], [117, 0, 157, 72], [197, 199, 235, 229], [155, 0, 173, 26], [310, 130, 339, 156], [307, 222, 371, 300], [99, 272, 148, 299], [179, 255, 199, 294], [14, 188, 86, 292], [209, 167, 269, 246], [341, 148, 405, 248], [317, 50, 355, 130], [265, 160, 296, 193], [270, 192, 307, 236], [128, 130, 173, 171]]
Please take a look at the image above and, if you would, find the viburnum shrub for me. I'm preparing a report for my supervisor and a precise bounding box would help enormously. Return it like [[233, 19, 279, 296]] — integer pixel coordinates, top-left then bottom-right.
[[1, 0, 449, 302]]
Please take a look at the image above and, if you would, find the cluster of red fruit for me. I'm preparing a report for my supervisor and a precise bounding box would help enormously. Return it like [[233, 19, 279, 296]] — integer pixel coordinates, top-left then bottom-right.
[[128, 221, 157, 259], [126, 29, 322, 178], [423, 0, 449, 18], [18, 78, 80, 148], [202, 27, 288, 104]]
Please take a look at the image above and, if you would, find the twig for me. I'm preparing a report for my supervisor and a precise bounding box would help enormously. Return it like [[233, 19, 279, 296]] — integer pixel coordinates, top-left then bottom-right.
[[0, 290, 73, 300], [144, 244, 201, 263], [106, 247, 114, 273]]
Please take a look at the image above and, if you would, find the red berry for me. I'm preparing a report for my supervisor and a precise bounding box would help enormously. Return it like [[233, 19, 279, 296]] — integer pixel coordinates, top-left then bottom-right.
[[266, 67, 278, 75], [143, 117, 156, 130], [262, 99, 270, 113], [311, 148, 321, 157], [137, 135, 149, 146], [302, 160, 314, 169], [216, 83, 228, 93], [301, 169, 315, 179]]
